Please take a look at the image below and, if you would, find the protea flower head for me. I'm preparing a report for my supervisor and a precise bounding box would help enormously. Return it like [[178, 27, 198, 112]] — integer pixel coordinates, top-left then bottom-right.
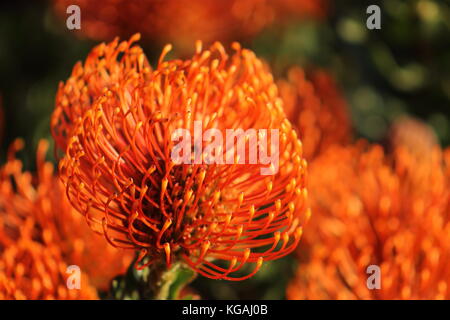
[[288, 141, 450, 299], [0, 141, 98, 299], [0, 139, 132, 292], [0, 228, 98, 300], [51, 35, 310, 280]]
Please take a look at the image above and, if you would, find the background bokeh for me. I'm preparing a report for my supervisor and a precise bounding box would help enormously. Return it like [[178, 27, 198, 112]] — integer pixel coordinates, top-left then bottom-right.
[[0, 0, 448, 299]]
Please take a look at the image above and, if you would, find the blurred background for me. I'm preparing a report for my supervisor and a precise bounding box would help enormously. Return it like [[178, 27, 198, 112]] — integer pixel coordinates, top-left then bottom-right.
[[0, 0, 449, 299]]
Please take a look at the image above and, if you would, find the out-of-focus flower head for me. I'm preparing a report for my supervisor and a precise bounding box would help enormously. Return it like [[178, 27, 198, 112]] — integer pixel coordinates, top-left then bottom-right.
[[278, 67, 352, 160], [0, 226, 98, 300], [51, 36, 310, 280], [0, 142, 98, 299], [0, 139, 132, 291], [287, 141, 450, 299], [52, 0, 328, 53]]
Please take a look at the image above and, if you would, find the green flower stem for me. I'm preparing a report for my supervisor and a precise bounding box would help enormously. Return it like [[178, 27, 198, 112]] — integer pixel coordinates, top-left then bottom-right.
[[108, 256, 197, 300], [153, 262, 181, 300]]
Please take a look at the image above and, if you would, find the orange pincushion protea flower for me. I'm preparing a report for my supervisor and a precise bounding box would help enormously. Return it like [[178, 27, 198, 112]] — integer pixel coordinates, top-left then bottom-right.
[[0, 225, 98, 300], [52, 36, 309, 280], [52, 0, 327, 52], [278, 67, 351, 160], [287, 142, 450, 299], [0, 143, 98, 299], [0, 139, 132, 291]]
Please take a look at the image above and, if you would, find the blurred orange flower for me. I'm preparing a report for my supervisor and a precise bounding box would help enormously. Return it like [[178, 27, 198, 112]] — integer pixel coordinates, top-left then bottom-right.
[[287, 141, 450, 299], [52, 0, 327, 53], [52, 36, 310, 280], [278, 67, 351, 160], [0, 139, 132, 292], [0, 226, 98, 300]]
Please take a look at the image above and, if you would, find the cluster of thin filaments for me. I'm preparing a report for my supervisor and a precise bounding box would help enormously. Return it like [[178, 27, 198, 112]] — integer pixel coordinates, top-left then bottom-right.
[[288, 142, 450, 299], [53, 35, 309, 280]]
